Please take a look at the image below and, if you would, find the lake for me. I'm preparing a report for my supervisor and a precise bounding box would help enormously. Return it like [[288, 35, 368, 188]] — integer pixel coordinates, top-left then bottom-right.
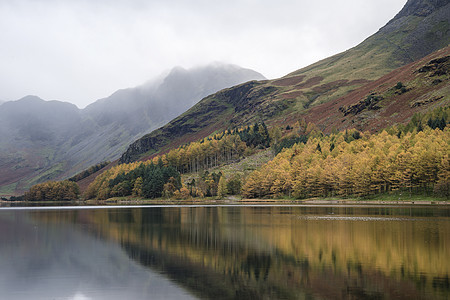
[[0, 204, 448, 299]]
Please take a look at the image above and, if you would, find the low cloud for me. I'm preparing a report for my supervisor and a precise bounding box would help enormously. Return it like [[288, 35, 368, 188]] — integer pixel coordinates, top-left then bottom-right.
[[0, 0, 406, 108]]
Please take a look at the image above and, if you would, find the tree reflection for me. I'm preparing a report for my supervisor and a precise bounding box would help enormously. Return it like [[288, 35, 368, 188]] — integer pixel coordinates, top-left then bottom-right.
[[32, 206, 450, 299]]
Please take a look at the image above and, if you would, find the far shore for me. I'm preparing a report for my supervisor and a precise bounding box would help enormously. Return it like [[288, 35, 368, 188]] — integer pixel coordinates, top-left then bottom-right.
[[1, 196, 449, 206]]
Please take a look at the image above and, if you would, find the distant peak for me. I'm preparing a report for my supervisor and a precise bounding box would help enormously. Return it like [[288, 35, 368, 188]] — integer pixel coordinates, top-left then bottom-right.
[[10, 95, 79, 111], [199, 61, 240, 70], [170, 62, 263, 75], [168, 66, 188, 74], [162, 63, 265, 82], [17, 95, 45, 102]]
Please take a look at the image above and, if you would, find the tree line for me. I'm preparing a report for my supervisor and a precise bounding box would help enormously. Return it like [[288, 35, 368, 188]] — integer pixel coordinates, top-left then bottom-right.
[[163, 122, 270, 174], [395, 106, 448, 134], [22, 122, 271, 201], [68, 161, 110, 182], [85, 122, 271, 200], [184, 171, 242, 199], [242, 126, 449, 199], [21, 107, 449, 201], [24, 180, 80, 201], [85, 159, 181, 200]]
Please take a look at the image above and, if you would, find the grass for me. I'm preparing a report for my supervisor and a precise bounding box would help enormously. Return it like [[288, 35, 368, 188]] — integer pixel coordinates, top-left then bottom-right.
[[198, 148, 274, 179], [28, 162, 65, 186], [88, 193, 449, 205], [0, 182, 18, 196], [5, 191, 447, 205], [179, 149, 274, 193], [362, 192, 448, 202]]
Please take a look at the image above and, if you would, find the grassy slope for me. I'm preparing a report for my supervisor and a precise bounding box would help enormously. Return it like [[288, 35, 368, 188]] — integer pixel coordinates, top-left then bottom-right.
[[181, 149, 274, 188], [304, 46, 450, 133], [120, 2, 450, 164]]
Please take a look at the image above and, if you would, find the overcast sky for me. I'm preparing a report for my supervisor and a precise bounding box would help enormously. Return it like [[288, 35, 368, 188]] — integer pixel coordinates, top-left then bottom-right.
[[0, 0, 407, 108]]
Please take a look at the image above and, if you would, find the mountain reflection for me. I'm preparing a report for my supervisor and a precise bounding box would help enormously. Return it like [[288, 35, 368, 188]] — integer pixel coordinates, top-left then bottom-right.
[[2, 206, 449, 299], [0, 209, 196, 300]]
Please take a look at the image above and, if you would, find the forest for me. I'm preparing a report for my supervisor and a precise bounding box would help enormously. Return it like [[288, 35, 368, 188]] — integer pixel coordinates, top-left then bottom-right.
[[68, 161, 110, 182], [240, 107, 449, 199], [22, 107, 449, 201], [24, 180, 80, 201], [242, 127, 449, 199], [163, 122, 270, 173], [84, 122, 271, 200], [85, 160, 181, 200]]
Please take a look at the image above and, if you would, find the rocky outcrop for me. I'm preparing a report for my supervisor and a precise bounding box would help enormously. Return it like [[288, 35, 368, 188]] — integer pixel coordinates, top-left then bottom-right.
[[339, 94, 383, 116], [417, 56, 450, 75]]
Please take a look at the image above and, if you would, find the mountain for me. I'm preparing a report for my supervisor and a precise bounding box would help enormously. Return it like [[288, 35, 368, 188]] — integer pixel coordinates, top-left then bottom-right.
[[0, 96, 81, 143], [0, 64, 265, 196], [0, 96, 83, 196], [64, 63, 265, 176], [120, 0, 450, 163]]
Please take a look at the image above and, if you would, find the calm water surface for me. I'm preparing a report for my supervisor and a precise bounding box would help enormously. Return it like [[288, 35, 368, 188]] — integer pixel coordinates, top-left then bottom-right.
[[0, 205, 448, 299]]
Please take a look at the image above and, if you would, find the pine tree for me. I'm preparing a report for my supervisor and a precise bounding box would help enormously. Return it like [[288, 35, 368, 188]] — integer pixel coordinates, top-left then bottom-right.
[[226, 175, 242, 195]]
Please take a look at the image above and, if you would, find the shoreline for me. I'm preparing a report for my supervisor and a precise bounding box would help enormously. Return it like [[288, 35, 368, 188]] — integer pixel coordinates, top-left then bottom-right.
[[240, 199, 450, 205], [1, 197, 449, 207]]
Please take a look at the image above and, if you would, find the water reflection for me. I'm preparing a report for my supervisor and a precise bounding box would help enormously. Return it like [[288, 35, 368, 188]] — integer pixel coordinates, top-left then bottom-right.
[[0, 209, 196, 300], [0, 205, 449, 299]]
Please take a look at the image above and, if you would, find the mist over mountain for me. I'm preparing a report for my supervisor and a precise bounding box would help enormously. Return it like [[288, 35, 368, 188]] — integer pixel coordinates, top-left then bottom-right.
[[0, 64, 264, 195], [0, 96, 81, 142], [120, 0, 449, 164], [84, 63, 265, 136], [2, 0, 448, 197]]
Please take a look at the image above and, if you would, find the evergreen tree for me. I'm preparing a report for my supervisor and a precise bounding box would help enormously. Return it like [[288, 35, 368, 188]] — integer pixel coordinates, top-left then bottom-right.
[[226, 175, 242, 195]]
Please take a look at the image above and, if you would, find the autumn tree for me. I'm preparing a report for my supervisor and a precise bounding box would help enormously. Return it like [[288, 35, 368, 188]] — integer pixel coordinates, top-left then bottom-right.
[[132, 177, 143, 197], [25, 180, 80, 201], [217, 175, 228, 199], [163, 177, 178, 198], [242, 125, 449, 199]]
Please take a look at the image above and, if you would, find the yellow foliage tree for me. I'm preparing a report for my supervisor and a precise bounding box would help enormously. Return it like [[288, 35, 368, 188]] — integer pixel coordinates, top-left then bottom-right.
[[217, 175, 228, 199]]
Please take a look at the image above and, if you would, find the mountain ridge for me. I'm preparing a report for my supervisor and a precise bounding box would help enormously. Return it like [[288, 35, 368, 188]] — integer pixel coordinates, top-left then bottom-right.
[[0, 64, 265, 196], [3, 0, 450, 196], [119, 0, 449, 164]]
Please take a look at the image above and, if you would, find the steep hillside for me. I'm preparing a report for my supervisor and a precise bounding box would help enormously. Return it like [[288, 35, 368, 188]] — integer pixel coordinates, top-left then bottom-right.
[[120, 0, 450, 163], [283, 0, 449, 105], [305, 46, 449, 132], [0, 64, 264, 196]]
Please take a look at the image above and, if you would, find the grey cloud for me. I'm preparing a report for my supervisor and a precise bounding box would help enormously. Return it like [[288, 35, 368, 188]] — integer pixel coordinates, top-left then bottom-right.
[[0, 0, 407, 108]]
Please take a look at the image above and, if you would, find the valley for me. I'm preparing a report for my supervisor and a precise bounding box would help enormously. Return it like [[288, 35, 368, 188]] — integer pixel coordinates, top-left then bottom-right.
[[2, 0, 449, 202]]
